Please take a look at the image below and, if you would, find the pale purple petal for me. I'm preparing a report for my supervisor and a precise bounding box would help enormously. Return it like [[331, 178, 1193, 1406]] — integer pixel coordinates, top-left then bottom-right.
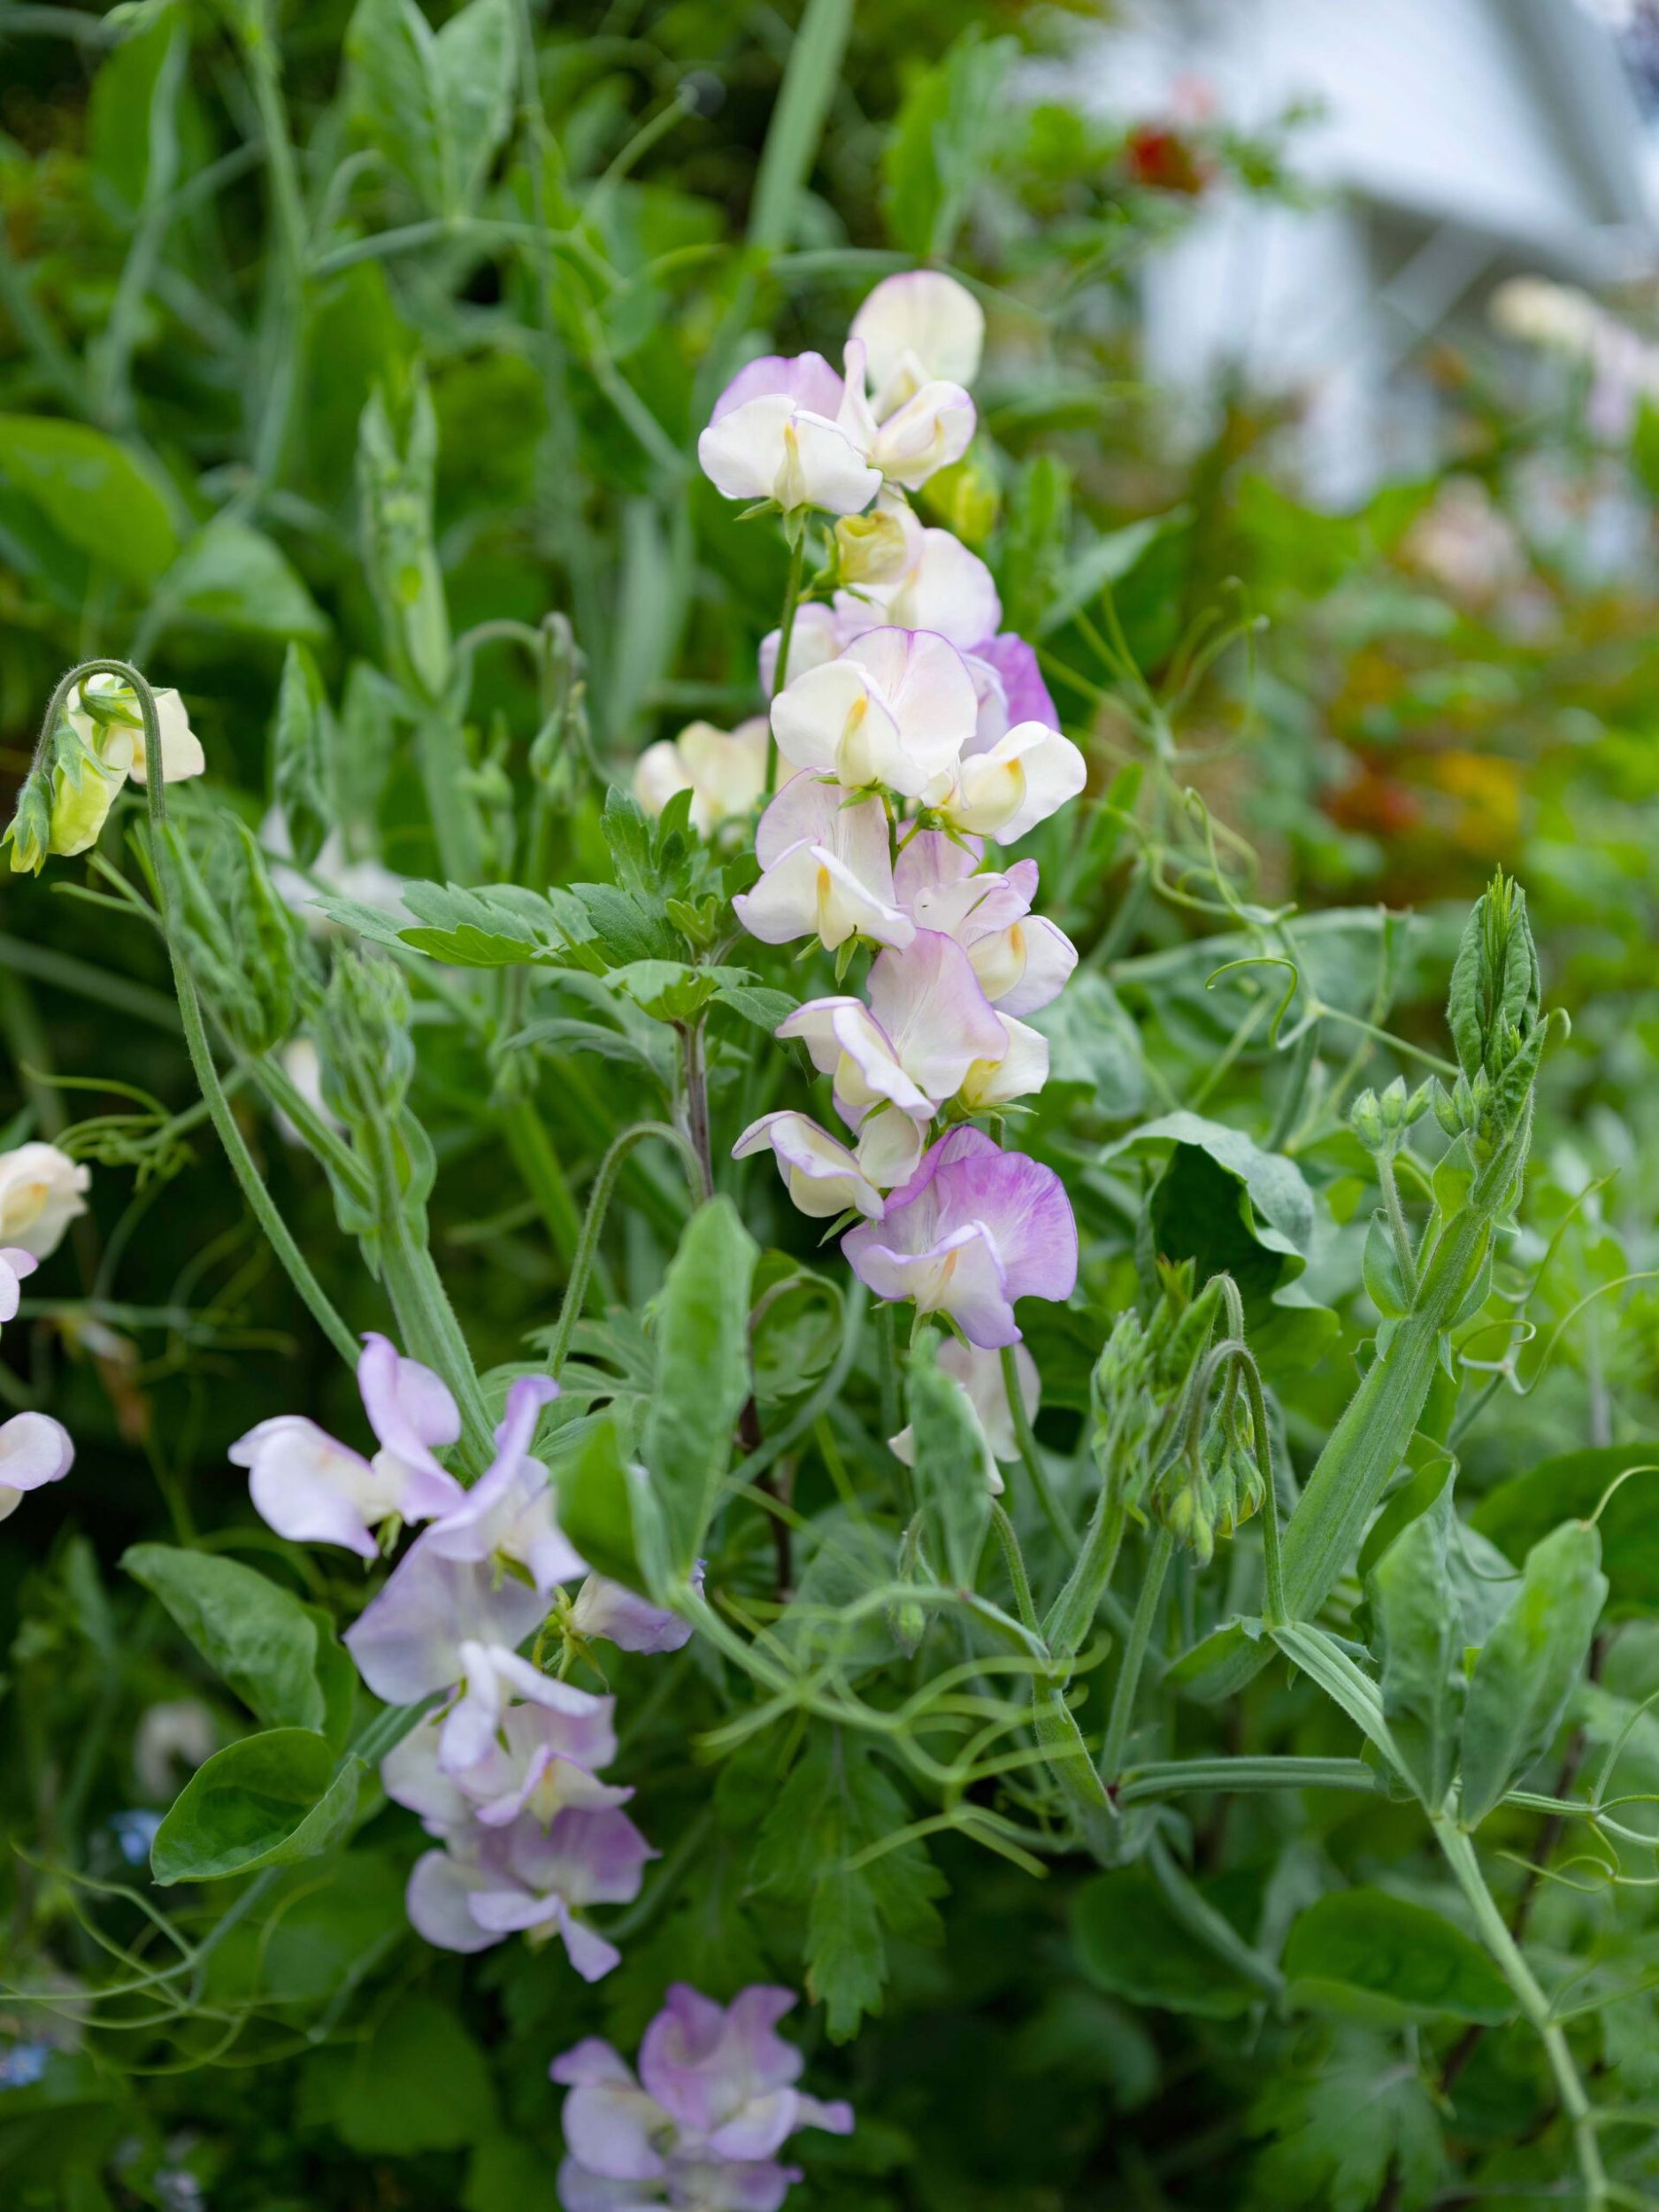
[[511, 1803, 657, 1909], [357, 1332, 460, 1461], [552, 2038, 637, 2090], [864, 932, 1007, 1103], [231, 1415, 390, 1561], [568, 1573, 695, 1655], [0, 1245, 36, 1325], [972, 634, 1057, 730], [792, 2093, 856, 2137], [733, 1113, 883, 1222], [343, 1540, 548, 1702], [639, 1983, 802, 2136], [380, 1715, 469, 1832], [405, 1847, 504, 1954], [0, 1409, 74, 1520], [760, 603, 842, 697], [560, 2069, 669, 2180], [710, 353, 845, 424], [555, 2159, 663, 2211]]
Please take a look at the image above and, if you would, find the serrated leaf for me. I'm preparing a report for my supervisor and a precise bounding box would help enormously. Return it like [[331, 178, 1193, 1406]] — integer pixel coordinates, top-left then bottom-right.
[[1282, 1889, 1510, 2024]]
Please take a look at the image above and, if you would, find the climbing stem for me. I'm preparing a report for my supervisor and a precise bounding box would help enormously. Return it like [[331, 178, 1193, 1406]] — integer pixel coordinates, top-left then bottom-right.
[[546, 1120, 706, 1379]]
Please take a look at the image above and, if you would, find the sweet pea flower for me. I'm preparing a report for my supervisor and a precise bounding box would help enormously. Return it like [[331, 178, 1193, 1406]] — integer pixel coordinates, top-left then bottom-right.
[[229, 1332, 465, 1560], [345, 1376, 582, 1701], [842, 1125, 1079, 1348], [733, 773, 910, 953], [382, 1645, 630, 1832], [733, 1112, 884, 1220], [634, 718, 770, 840], [406, 1801, 655, 1977], [957, 1013, 1049, 1110], [849, 270, 986, 412], [47, 674, 204, 858], [759, 603, 842, 698], [834, 504, 1002, 650], [552, 1985, 853, 2212], [839, 335, 975, 492], [779, 933, 1007, 1130], [970, 632, 1059, 731], [566, 1572, 696, 1655], [0, 1143, 90, 1261], [894, 834, 1077, 1016], [941, 720, 1087, 843], [890, 1339, 1041, 1496], [0, 1409, 74, 1522], [772, 626, 978, 802], [698, 355, 879, 517], [0, 1246, 36, 1326]]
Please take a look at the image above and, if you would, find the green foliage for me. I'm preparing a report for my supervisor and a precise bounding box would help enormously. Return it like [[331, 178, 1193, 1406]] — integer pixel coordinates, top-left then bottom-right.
[[152, 1729, 361, 1884]]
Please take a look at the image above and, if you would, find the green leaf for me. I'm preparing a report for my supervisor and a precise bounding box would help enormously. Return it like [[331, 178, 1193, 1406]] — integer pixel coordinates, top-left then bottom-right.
[[1281, 1890, 1511, 2024], [345, 0, 446, 211], [748, 0, 856, 249], [162, 518, 327, 640], [432, 0, 515, 211], [1459, 1519, 1607, 1825], [1362, 1210, 1410, 1320], [606, 960, 723, 1022], [753, 1730, 945, 2042], [1072, 1864, 1262, 2019], [712, 979, 797, 1031], [908, 1329, 991, 1586], [151, 1729, 360, 1885], [1369, 1494, 1464, 1805], [881, 29, 1020, 259], [396, 881, 598, 970], [641, 1197, 759, 1574], [572, 883, 679, 965], [331, 1994, 495, 2153], [0, 414, 179, 585], [1037, 511, 1186, 639], [1472, 1443, 1659, 1614], [551, 1415, 662, 1595], [122, 1544, 335, 1733], [1248, 2030, 1445, 2212]]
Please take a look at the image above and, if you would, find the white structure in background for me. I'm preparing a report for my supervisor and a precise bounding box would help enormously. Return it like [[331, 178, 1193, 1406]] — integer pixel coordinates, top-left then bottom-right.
[[1086, 0, 1659, 503]]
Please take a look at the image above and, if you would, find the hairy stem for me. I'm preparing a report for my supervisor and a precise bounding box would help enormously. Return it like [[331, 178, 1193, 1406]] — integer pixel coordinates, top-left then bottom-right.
[[545, 1120, 706, 1379]]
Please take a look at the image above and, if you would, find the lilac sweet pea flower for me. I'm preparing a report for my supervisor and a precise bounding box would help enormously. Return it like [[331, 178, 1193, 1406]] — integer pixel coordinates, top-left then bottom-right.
[[230, 1332, 465, 1560], [733, 1112, 884, 1221], [771, 626, 977, 802], [552, 1985, 853, 2212], [0, 1245, 36, 1325], [843, 1126, 1078, 1348], [0, 1409, 74, 1522], [345, 1375, 580, 1701], [733, 773, 910, 953], [698, 355, 879, 518], [970, 632, 1059, 731], [406, 1801, 655, 1978], [894, 834, 1077, 1016], [780, 931, 1007, 1128], [567, 1572, 696, 1655], [382, 1646, 631, 1832]]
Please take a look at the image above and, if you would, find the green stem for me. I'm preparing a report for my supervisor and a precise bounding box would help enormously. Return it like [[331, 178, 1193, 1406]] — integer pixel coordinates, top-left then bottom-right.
[[989, 1502, 1041, 1637], [546, 1120, 705, 1379], [765, 526, 808, 796], [1001, 1340, 1076, 1547], [1117, 1755, 1379, 1804], [678, 1018, 716, 1202], [378, 1208, 494, 1469], [1101, 1526, 1174, 1783], [96, 658, 360, 1373], [1236, 1351, 1287, 1627], [1044, 1486, 1127, 1664], [500, 1094, 583, 1266], [1267, 1018, 1318, 1152], [1148, 1832, 1284, 2001], [1377, 1149, 1419, 1299], [1434, 1816, 1607, 2209]]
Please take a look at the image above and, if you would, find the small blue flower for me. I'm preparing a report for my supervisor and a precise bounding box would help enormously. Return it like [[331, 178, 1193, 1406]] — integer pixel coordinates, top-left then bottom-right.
[[0, 2042, 51, 2089], [111, 1809, 163, 1866]]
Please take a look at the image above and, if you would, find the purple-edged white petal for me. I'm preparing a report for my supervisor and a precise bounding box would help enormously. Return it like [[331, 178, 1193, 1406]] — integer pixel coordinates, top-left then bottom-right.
[[0, 1142, 90, 1262], [0, 1409, 74, 1523], [567, 1573, 696, 1655], [343, 1541, 548, 1702], [230, 1415, 402, 1561], [772, 626, 976, 799], [733, 1112, 883, 1222], [864, 931, 1007, 1106], [0, 1245, 37, 1325], [946, 723, 1087, 843], [698, 393, 879, 516], [710, 353, 846, 422], [420, 1375, 583, 1594], [558, 2058, 669, 2181], [736, 776, 910, 954], [842, 1127, 1078, 1348], [405, 1846, 504, 1955], [853, 1107, 925, 1193], [850, 271, 986, 405], [775, 998, 931, 1125], [958, 1013, 1048, 1110], [759, 603, 842, 698], [888, 1338, 1039, 1495]]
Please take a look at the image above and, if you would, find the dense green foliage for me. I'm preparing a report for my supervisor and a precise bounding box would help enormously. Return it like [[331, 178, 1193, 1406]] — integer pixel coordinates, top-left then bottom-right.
[[6, 4, 1659, 2209]]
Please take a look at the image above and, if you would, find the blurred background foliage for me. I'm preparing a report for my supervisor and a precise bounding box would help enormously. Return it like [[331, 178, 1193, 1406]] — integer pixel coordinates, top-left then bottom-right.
[[7, 0, 1659, 2206]]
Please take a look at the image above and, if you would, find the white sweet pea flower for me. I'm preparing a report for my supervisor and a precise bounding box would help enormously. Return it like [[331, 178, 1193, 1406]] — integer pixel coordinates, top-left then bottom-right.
[[941, 722, 1087, 843], [889, 1340, 1039, 1496], [894, 834, 1077, 1015], [733, 772, 911, 953], [698, 354, 880, 516], [957, 1013, 1049, 1110], [839, 337, 975, 493], [633, 718, 769, 838], [760, 601, 842, 698], [0, 1143, 89, 1261], [0, 1409, 74, 1522], [772, 626, 978, 801], [50, 674, 204, 858], [0, 1247, 36, 1326], [733, 1110, 885, 1220], [849, 271, 987, 414], [834, 502, 1002, 649]]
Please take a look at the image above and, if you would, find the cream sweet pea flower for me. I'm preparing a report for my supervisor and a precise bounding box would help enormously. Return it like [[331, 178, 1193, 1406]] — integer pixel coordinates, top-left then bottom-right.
[[0, 1143, 89, 1261], [633, 718, 769, 839], [50, 674, 204, 858], [697, 355, 880, 517], [849, 271, 987, 415]]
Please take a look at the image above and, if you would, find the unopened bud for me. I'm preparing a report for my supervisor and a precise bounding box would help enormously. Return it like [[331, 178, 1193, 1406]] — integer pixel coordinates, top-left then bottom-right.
[[834, 510, 910, 585]]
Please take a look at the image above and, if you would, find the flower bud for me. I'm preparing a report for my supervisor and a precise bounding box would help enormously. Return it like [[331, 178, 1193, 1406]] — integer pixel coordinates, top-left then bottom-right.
[[1349, 1088, 1386, 1152], [833, 509, 910, 585]]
